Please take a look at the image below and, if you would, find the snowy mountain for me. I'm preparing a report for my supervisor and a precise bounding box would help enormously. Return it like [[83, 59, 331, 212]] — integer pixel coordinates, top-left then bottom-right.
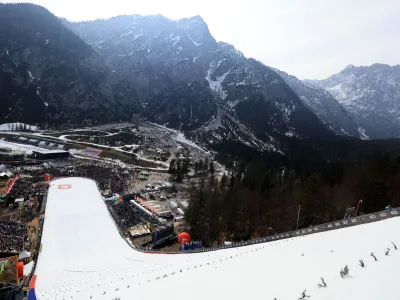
[[0, 4, 118, 126], [66, 15, 333, 153], [306, 64, 400, 139], [275, 69, 360, 137]]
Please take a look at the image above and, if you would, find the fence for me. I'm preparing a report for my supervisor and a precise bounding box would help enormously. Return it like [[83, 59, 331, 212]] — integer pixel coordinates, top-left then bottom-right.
[[141, 207, 399, 254]]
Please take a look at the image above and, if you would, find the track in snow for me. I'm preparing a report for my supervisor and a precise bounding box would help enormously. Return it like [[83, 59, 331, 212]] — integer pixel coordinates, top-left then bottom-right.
[[32, 177, 400, 300]]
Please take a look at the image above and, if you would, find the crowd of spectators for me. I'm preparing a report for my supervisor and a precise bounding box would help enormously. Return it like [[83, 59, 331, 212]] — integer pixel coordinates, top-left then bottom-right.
[[0, 221, 27, 252], [0, 161, 136, 254], [0, 221, 26, 236], [19, 198, 41, 223], [111, 202, 143, 229], [6, 179, 31, 200], [0, 235, 24, 252], [31, 218, 43, 263], [22, 162, 131, 194]]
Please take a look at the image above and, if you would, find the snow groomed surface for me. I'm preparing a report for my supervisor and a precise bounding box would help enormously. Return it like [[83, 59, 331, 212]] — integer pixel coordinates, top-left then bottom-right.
[[33, 177, 400, 300]]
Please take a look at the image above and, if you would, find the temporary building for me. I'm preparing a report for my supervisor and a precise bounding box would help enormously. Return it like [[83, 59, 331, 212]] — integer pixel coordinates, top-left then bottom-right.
[[19, 250, 31, 260], [15, 198, 24, 203], [0, 171, 13, 178], [24, 260, 34, 276]]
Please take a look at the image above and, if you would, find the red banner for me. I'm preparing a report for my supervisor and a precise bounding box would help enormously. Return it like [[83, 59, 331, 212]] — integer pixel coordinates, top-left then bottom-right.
[[6, 175, 19, 195]]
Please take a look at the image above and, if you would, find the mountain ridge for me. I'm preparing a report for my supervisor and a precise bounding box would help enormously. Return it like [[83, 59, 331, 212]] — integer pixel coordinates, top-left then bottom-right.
[[65, 13, 334, 153], [273, 68, 361, 138], [0, 3, 118, 126], [5, 4, 398, 158], [305, 63, 400, 139]]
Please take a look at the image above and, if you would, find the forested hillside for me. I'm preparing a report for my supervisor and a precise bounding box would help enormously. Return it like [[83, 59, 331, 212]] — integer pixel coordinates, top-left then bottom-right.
[[186, 154, 400, 245]]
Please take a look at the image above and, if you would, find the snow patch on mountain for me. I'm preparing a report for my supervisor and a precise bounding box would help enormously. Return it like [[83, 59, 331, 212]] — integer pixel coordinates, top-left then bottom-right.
[[205, 61, 230, 100], [167, 34, 180, 46], [357, 127, 370, 140], [187, 32, 202, 46], [307, 64, 400, 138], [27, 71, 34, 80]]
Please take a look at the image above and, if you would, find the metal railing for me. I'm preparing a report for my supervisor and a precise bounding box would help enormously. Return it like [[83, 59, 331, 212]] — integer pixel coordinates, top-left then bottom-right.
[[140, 207, 399, 254]]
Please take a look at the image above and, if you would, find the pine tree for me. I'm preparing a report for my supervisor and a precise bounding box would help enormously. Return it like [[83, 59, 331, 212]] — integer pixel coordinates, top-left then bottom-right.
[[168, 159, 176, 180], [198, 159, 203, 171], [209, 160, 215, 175], [204, 157, 209, 171]]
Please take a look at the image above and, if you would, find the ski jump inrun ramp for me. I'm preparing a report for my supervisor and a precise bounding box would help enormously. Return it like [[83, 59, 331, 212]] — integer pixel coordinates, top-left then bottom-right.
[[31, 177, 400, 300]]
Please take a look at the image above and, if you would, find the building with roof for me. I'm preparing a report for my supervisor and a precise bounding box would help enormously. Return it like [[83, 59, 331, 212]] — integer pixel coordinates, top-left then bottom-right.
[[31, 150, 70, 160], [0, 147, 25, 162]]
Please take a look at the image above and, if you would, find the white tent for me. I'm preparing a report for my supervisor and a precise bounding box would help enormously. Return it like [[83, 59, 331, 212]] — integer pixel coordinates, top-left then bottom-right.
[[24, 260, 34, 276], [0, 171, 12, 178], [19, 250, 31, 259]]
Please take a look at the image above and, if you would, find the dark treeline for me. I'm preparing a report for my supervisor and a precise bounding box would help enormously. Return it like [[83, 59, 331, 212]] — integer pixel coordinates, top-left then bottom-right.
[[185, 153, 400, 246], [213, 137, 400, 171]]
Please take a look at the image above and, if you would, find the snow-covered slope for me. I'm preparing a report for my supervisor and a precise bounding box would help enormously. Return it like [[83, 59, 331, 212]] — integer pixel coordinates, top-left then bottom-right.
[[32, 177, 400, 300], [306, 64, 400, 139]]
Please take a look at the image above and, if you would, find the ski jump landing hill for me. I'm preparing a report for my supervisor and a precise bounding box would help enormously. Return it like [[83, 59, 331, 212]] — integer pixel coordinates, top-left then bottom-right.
[[31, 177, 400, 300]]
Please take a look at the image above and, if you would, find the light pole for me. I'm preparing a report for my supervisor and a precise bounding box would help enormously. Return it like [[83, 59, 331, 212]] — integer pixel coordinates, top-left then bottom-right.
[[296, 204, 301, 230]]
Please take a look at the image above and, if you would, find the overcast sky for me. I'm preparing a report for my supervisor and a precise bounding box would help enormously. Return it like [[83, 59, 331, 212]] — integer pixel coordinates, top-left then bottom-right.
[[2, 0, 400, 79]]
